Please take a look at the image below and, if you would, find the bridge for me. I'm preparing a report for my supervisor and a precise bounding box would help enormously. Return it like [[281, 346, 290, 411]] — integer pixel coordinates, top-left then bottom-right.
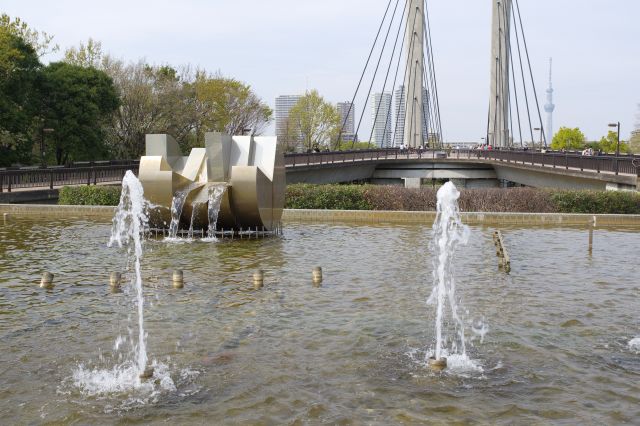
[[1, 150, 638, 203], [285, 149, 640, 191]]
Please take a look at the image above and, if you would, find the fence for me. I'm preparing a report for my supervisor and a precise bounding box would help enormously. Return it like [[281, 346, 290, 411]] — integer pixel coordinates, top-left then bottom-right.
[[0, 162, 138, 193], [1, 150, 638, 193]]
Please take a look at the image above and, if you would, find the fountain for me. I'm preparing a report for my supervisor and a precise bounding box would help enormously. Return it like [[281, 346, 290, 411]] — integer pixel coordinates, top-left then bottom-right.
[[139, 132, 285, 238], [427, 181, 472, 371], [70, 171, 176, 396]]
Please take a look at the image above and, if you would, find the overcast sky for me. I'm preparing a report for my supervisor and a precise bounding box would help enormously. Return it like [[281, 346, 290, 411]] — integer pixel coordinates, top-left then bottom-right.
[[3, 0, 639, 142]]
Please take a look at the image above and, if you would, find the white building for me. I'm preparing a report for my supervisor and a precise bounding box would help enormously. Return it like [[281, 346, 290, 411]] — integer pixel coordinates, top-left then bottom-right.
[[371, 93, 393, 148], [275, 95, 303, 146], [336, 102, 356, 142], [394, 85, 430, 147]]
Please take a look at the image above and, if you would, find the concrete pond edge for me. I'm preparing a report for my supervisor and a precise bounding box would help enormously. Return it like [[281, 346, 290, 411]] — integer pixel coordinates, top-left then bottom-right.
[[1, 204, 640, 227]]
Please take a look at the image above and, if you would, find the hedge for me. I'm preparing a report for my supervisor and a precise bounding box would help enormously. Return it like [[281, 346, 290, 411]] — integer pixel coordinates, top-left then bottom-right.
[[57, 183, 640, 214], [285, 184, 640, 215], [58, 185, 122, 206]]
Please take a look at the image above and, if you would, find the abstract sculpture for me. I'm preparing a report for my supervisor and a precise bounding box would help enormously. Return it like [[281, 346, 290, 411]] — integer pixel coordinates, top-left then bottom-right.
[[138, 132, 285, 232]]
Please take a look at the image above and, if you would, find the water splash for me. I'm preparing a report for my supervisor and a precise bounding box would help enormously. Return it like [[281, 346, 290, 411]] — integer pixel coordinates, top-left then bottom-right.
[[207, 184, 227, 239], [427, 181, 471, 361], [168, 188, 190, 239], [630, 337, 640, 353], [108, 171, 149, 374]]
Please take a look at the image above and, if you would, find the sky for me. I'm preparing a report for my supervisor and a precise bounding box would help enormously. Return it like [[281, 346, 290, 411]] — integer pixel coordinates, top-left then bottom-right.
[[3, 0, 639, 142]]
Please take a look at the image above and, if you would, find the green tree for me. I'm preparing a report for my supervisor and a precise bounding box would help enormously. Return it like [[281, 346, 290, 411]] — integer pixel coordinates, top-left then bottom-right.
[[63, 38, 103, 68], [551, 127, 586, 151], [631, 104, 640, 154], [597, 130, 630, 154], [38, 62, 119, 164], [0, 27, 41, 166], [191, 73, 272, 142], [0, 14, 58, 57], [288, 90, 340, 151]]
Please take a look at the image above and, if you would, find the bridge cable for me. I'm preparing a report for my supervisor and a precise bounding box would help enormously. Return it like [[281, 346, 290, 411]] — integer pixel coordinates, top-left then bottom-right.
[[335, 0, 394, 149], [367, 0, 409, 148], [511, 2, 535, 147], [514, 0, 547, 146], [506, 1, 524, 147], [352, 0, 403, 149], [424, 0, 443, 144], [380, 3, 409, 149]]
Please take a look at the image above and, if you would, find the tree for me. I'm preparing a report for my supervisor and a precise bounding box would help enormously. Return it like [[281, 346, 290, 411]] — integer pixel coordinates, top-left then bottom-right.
[[63, 38, 103, 69], [631, 104, 640, 154], [551, 127, 586, 151], [597, 130, 630, 154], [0, 27, 41, 166], [191, 73, 272, 143], [0, 14, 58, 57], [288, 90, 340, 151], [38, 62, 119, 164]]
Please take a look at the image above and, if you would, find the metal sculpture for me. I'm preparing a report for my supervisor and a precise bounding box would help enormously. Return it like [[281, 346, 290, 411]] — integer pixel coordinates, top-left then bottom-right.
[[138, 132, 285, 232]]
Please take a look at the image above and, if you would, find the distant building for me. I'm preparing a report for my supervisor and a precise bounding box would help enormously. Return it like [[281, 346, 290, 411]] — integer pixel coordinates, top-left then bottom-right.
[[371, 93, 393, 148], [393, 85, 430, 147], [275, 95, 303, 148], [336, 102, 356, 142]]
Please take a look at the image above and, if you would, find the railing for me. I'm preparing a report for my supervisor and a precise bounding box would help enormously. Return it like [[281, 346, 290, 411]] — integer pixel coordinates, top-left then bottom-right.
[[460, 149, 638, 176], [284, 148, 446, 166], [1, 149, 638, 193], [0, 161, 139, 193], [288, 148, 640, 177]]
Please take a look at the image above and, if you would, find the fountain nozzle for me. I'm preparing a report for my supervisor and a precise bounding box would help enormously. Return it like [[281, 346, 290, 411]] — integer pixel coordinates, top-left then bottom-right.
[[428, 356, 447, 372], [139, 366, 154, 380]]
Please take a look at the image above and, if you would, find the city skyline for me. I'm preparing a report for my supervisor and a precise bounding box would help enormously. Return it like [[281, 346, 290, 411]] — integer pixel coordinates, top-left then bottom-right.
[[3, 0, 638, 142]]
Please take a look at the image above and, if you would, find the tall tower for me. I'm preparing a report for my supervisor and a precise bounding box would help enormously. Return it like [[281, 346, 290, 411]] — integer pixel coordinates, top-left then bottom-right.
[[372, 93, 393, 148], [488, 0, 512, 148], [402, 0, 425, 148], [544, 58, 555, 145]]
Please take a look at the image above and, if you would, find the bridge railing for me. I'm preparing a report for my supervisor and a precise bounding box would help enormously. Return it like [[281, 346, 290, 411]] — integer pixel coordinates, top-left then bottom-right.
[[0, 162, 138, 193], [2, 149, 638, 193], [464, 149, 638, 176]]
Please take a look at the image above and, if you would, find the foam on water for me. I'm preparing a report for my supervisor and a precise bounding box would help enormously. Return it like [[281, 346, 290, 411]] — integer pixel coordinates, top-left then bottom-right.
[[629, 337, 640, 353]]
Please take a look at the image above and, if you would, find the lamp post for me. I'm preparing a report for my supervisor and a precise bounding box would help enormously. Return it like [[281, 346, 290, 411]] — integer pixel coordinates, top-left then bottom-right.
[[608, 122, 620, 175], [41, 127, 54, 167], [533, 127, 544, 150], [608, 122, 621, 156]]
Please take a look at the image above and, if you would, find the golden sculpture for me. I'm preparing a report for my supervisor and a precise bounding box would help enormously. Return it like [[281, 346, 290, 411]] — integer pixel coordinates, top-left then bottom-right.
[[138, 132, 285, 232]]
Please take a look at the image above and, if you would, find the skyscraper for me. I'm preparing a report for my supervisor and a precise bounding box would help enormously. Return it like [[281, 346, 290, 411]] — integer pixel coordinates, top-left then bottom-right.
[[336, 102, 356, 142], [371, 93, 392, 148], [393, 86, 406, 147], [275, 95, 303, 148], [544, 58, 555, 146], [394, 85, 430, 147]]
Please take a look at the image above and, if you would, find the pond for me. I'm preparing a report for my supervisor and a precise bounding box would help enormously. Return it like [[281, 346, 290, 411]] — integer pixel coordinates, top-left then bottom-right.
[[0, 218, 638, 424]]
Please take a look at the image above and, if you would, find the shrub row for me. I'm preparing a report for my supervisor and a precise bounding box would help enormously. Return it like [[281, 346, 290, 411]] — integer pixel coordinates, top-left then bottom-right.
[[57, 183, 640, 214], [285, 184, 640, 214], [58, 185, 122, 206]]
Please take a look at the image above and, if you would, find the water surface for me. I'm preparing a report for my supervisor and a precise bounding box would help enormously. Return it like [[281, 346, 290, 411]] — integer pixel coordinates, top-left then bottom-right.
[[0, 218, 638, 424]]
